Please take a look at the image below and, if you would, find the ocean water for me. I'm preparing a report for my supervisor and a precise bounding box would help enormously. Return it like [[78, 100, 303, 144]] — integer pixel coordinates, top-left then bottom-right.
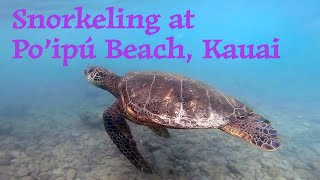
[[0, 0, 319, 179]]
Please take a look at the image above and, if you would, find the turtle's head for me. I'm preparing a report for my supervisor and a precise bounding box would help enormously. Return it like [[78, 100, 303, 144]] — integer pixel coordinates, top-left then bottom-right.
[[84, 66, 120, 97], [84, 66, 112, 86]]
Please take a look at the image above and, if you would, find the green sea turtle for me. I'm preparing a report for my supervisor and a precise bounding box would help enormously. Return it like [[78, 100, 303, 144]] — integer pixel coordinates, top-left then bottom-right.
[[84, 66, 280, 173]]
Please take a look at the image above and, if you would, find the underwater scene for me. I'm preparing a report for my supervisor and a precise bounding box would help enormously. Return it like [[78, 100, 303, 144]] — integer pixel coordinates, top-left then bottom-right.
[[0, 0, 319, 179]]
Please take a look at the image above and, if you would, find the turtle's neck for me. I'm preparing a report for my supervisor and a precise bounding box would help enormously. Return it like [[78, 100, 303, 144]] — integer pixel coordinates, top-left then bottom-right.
[[100, 74, 121, 98]]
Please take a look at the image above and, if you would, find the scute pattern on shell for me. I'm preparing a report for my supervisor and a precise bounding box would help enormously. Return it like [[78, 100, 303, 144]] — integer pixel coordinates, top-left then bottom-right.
[[118, 72, 253, 129]]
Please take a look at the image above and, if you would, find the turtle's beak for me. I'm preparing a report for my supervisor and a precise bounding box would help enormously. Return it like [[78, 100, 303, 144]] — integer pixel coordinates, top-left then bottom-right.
[[84, 68, 89, 76], [84, 67, 95, 76], [84, 67, 98, 85], [84, 66, 99, 76]]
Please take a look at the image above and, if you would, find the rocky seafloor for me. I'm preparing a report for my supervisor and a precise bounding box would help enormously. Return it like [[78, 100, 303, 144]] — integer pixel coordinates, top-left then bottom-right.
[[0, 95, 319, 180]]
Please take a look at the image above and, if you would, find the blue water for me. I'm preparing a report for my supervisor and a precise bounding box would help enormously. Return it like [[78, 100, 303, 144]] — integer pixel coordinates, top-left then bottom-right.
[[0, 0, 319, 179]]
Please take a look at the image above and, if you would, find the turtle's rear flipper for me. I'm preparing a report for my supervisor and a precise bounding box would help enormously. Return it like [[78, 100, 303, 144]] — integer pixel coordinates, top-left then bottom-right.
[[103, 101, 153, 173], [219, 115, 280, 151], [148, 126, 171, 138]]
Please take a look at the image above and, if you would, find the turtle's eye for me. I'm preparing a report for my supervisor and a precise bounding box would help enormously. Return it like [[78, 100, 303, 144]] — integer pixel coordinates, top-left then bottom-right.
[[87, 68, 94, 74], [97, 72, 106, 78]]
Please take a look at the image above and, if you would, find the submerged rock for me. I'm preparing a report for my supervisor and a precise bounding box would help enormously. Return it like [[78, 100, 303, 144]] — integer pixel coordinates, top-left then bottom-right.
[[9, 150, 21, 158], [38, 173, 50, 180], [66, 169, 77, 180], [0, 151, 12, 166], [19, 176, 34, 180], [16, 166, 30, 177]]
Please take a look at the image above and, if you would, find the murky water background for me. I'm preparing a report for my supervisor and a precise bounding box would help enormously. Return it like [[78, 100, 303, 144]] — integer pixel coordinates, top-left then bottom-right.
[[1, 0, 319, 179]]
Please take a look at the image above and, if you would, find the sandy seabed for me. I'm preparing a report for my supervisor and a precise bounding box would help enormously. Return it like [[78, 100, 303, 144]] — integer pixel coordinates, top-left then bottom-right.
[[0, 96, 319, 180]]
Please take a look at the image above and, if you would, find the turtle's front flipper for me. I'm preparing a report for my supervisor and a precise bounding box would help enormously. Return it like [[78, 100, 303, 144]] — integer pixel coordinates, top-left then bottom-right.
[[103, 101, 153, 173], [148, 126, 171, 138]]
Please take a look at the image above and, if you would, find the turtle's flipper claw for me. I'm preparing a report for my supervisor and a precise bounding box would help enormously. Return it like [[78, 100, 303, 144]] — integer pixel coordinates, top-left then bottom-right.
[[103, 101, 153, 173]]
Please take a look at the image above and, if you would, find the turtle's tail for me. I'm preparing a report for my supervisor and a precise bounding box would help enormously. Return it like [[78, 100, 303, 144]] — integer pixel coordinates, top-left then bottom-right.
[[219, 115, 280, 151]]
